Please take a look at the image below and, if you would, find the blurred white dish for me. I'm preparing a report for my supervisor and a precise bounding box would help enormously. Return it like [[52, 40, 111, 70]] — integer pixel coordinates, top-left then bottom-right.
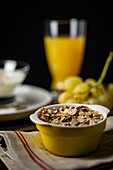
[[0, 60, 30, 97], [0, 84, 52, 121]]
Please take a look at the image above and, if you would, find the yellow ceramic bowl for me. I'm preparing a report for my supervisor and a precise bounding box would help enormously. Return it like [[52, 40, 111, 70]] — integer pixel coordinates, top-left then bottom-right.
[[30, 104, 110, 156]]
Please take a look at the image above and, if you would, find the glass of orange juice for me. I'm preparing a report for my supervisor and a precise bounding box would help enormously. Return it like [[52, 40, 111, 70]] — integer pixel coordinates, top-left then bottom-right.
[[44, 19, 87, 90]]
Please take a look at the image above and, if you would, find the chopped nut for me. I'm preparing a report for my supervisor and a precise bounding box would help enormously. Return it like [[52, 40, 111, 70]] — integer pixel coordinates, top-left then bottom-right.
[[77, 116, 85, 123], [89, 119, 95, 125], [100, 114, 104, 120], [78, 111, 85, 116], [47, 109, 52, 114], [71, 118, 79, 126], [59, 107, 64, 112], [68, 108, 77, 116], [64, 105, 70, 109], [60, 116, 66, 122], [51, 119, 60, 124], [61, 108, 69, 114], [53, 109, 58, 114], [86, 111, 93, 117], [78, 123, 86, 127], [93, 118, 100, 123], [40, 107, 47, 114], [93, 111, 99, 117]]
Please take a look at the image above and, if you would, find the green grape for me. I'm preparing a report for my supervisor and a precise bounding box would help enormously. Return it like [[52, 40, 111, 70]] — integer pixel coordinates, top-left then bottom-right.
[[85, 78, 96, 86], [66, 98, 82, 103], [58, 91, 72, 104], [72, 82, 90, 100], [90, 84, 105, 98], [64, 76, 83, 92], [98, 92, 113, 109], [107, 83, 113, 99], [108, 83, 113, 93], [82, 100, 89, 104], [85, 97, 100, 105]]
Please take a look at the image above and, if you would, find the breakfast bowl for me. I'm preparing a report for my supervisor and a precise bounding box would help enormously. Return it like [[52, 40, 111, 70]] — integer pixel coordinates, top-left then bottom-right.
[[0, 60, 30, 103], [30, 103, 110, 156]]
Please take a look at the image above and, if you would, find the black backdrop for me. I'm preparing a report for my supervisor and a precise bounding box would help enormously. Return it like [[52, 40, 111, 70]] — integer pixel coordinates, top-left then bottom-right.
[[0, 1, 113, 90]]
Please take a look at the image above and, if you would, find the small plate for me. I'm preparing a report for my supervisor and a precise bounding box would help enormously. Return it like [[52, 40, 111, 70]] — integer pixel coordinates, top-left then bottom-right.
[[0, 84, 52, 121]]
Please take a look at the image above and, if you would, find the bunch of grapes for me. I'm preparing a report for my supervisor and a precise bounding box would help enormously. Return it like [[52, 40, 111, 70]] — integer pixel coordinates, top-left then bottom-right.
[[58, 52, 113, 110]]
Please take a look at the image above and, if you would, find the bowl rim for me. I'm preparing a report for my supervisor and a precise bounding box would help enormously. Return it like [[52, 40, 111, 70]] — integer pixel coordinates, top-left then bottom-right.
[[0, 59, 30, 72], [30, 103, 110, 128]]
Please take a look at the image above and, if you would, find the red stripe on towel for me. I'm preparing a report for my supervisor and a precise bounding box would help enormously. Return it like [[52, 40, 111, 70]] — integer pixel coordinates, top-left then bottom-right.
[[18, 131, 54, 170], [14, 131, 48, 170]]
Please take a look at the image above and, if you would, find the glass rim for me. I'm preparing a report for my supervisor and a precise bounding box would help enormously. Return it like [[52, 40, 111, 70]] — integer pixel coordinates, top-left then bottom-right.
[[0, 59, 30, 73], [44, 18, 87, 37], [44, 18, 87, 24]]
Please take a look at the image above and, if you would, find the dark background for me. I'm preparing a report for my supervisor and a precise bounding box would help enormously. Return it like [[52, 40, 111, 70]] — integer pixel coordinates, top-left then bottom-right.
[[0, 1, 113, 90]]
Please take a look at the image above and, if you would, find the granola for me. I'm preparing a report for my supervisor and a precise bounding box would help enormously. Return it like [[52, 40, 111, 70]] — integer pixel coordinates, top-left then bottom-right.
[[38, 105, 104, 126]]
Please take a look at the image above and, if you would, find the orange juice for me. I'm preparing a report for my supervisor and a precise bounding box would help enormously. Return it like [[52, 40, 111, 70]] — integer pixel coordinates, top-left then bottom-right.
[[44, 36, 86, 90]]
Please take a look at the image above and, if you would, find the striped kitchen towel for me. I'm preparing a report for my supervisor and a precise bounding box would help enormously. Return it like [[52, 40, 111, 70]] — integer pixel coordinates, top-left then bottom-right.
[[0, 116, 113, 170]]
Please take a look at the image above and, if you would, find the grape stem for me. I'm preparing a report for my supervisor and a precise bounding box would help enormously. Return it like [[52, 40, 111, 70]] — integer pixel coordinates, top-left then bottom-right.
[[98, 52, 113, 84]]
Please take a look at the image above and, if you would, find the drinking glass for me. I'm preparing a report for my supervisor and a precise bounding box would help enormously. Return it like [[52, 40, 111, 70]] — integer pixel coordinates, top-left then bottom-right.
[[44, 19, 87, 90]]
